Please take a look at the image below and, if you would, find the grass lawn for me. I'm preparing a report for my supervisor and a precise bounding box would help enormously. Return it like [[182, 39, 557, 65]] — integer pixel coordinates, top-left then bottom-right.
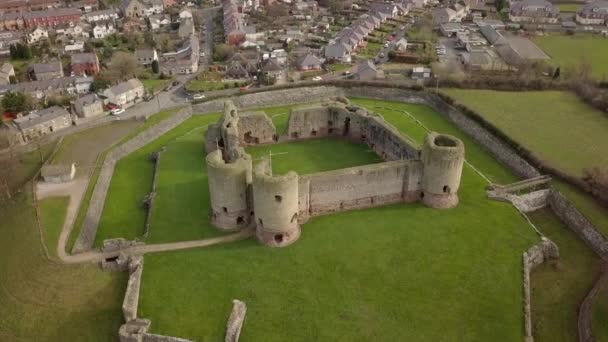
[[39, 196, 70, 259], [556, 3, 581, 12], [327, 63, 352, 72], [246, 138, 382, 175], [138, 99, 540, 341], [141, 78, 172, 93], [528, 208, 601, 342], [64, 109, 180, 250], [0, 146, 126, 341], [441, 89, 608, 178], [592, 282, 608, 342], [358, 42, 382, 59], [95, 114, 221, 245], [533, 35, 608, 79]]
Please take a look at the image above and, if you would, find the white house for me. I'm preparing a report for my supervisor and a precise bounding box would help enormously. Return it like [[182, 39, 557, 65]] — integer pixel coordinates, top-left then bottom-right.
[[65, 41, 85, 53], [144, 0, 165, 16], [93, 22, 116, 39], [28, 27, 49, 43], [179, 9, 193, 19], [102, 78, 145, 107]]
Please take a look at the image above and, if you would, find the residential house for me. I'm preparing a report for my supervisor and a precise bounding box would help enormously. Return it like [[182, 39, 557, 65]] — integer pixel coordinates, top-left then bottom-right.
[[163, 0, 178, 7], [244, 25, 264, 43], [160, 34, 199, 75], [92, 21, 115, 39], [12, 106, 72, 142], [149, 14, 170, 30], [179, 9, 193, 19], [324, 40, 351, 62], [352, 60, 383, 80], [285, 26, 303, 40], [41, 163, 76, 183], [65, 41, 85, 53], [432, 2, 469, 23], [0, 76, 91, 99], [71, 0, 100, 12], [576, 0, 608, 25], [0, 0, 62, 14], [395, 37, 408, 51], [178, 18, 195, 38], [369, 2, 400, 17], [71, 53, 100, 76], [121, 0, 147, 18], [84, 9, 119, 23], [509, 0, 559, 24], [143, 0, 164, 16], [122, 17, 148, 32], [296, 53, 322, 70], [55, 22, 87, 38], [271, 49, 288, 65], [0, 63, 15, 85], [0, 31, 24, 55], [439, 22, 465, 37], [0, 12, 25, 31], [223, 0, 246, 45], [73, 93, 104, 118], [260, 58, 283, 84], [102, 78, 145, 107], [226, 52, 259, 79], [22, 8, 83, 28], [135, 48, 158, 66], [28, 26, 48, 43], [29, 61, 64, 81]]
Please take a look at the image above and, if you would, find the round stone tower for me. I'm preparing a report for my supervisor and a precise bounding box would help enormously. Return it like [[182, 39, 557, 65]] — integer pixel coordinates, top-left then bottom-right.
[[206, 150, 253, 231], [420, 132, 465, 209], [252, 157, 300, 247]]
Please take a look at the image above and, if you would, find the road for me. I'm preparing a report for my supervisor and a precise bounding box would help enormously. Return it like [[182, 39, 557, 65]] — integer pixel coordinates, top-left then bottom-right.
[[375, 21, 410, 65]]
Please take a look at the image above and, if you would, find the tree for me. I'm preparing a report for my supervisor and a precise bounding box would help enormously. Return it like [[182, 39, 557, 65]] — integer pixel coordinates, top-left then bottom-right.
[[552, 67, 560, 79], [1, 92, 33, 113], [495, 0, 506, 12], [10, 43, 32, 60], [84, 41, 95, 53], [104, 51, 142, 82], [213, 44, 235, 62], [151, 60, 160, 74], [582, 167, 608, 206], [90, 77, 111, 92]]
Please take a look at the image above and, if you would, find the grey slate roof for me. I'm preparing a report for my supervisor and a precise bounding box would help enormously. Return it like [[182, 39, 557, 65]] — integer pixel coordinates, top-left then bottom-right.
[[296, 53, 322, 68], [13, 106, 70, 130]]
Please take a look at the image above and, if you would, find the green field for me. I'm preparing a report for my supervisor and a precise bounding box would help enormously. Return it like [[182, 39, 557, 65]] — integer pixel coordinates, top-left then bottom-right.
[[246, 138, 382, 175], [39, 196, 70, 259], [0, 146, 125, 341], [137, 99, 543, 341], [442, 89, 608, 178], [556, 3, 581, 12], [533, 35, 608, 79]]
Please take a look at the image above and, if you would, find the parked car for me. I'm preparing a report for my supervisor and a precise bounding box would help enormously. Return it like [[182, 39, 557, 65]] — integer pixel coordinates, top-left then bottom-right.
[[400, 25, 406, 30], [384, 43, 390, 48], [312, 76, 323, 81], [172, 80, 180, 87], [191, 93, 205, 100], [143, 93, 154, 101], [111, 107, 125, 115]]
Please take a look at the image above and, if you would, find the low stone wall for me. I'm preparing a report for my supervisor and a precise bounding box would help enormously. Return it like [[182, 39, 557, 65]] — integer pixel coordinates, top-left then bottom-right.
[[73, 107, 193, 253], [578, 267, 608, 342], [123, 256, 144, 322], [548, 190, 608, 261], [522, 238, 559, 342]]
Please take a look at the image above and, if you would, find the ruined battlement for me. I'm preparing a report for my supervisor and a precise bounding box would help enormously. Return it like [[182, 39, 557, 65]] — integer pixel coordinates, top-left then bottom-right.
[[203, 100, 465, 247]]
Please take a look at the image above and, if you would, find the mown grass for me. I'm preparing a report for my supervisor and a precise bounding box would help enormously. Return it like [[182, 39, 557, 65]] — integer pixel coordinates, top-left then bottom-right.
[[67, 109, 180, 251], [533, 35, 608, 79], [528, 208, 601, 342], [442, 89, 608, 178], [246, 137, 382, 175], [592, 282, 608, 342], [556, 3, 581, 12], [141, 78, 171, 93], [95, 114, 221, 245], [39, 196, 70, 259], [138, 99, 539, 341], [1, 182, 125, 340]]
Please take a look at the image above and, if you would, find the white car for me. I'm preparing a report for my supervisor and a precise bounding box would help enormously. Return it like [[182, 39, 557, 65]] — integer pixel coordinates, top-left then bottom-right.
[[312, 76, 323, 81], [111, 107, 125, 115], [191, 93, 205, 100], [384, 43, 389, 48]]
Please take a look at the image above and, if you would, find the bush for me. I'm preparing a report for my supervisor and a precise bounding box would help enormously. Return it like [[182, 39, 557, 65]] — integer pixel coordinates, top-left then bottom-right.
[[582, 167, 608, 206]]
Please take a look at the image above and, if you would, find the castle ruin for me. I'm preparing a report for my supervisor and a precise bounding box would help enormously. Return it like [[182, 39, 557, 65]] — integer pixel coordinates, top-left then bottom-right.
[[204, 100, 465, 247]]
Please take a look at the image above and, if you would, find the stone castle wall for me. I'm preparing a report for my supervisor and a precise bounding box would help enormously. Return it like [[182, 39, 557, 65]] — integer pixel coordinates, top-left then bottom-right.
[[73, 106, 193, 253], [298, 160, 423, 221]]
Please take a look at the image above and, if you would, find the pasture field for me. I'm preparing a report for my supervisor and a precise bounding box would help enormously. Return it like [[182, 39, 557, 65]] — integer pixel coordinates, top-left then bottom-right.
[[441, 89, 608, 178], [137, 99, 543, 341], [39, 196, 70, 259], [0, 147, 125, 341], [533, 35, 608, 79]]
